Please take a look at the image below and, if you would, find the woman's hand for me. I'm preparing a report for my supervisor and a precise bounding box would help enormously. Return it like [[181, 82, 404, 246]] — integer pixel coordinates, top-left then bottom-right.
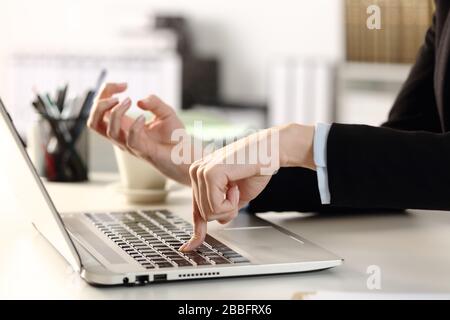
[[87, 83, 194, 185], [179, 123, 316, 251]]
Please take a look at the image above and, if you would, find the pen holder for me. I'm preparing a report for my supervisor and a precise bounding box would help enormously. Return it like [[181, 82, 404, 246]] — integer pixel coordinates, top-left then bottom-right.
[[29, 116, 89, 182]]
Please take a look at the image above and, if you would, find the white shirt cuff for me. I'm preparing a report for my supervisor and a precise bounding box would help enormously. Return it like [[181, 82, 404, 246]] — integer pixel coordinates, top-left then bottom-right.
[[314, 123, 331, 204]]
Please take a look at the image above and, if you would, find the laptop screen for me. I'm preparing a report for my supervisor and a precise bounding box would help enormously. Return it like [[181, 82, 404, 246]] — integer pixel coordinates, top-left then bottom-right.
[[0, 99, 81, 271]]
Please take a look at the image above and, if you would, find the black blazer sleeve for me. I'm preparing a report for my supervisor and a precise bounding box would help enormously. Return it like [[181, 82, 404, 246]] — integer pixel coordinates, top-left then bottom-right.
[[327, 124, 450, 210], [249, 14, 446, 213]]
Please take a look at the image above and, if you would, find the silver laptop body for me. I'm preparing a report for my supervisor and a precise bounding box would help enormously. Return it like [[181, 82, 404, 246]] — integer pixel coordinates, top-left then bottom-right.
[[0, 99, 342, 286]]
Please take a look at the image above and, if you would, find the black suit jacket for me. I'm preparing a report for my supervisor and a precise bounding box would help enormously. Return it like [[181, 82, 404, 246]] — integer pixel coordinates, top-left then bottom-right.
[[249, 0, 450, 213]]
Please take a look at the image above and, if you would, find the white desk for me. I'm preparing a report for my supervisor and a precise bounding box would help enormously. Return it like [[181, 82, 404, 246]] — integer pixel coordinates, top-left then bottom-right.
[[1, 173, 450, 299]]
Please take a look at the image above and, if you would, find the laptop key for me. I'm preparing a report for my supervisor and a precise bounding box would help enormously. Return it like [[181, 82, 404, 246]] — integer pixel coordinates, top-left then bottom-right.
[[140, 250, 157, 254], [208, 257, 231, 264], [228, 256, 250, 263], [165, 252, 183, 257], [134, 246, 151, 250], [198, 251, 218, 256], [166, 256, 183, 260], [175, 260, 193, 267], [204, 235, 222, 246], [223, 253, 242, 259], [152, 257, 169, 262], [156, 262, 173, 268], [159, 249, 174, 253], [189, 256, 211, 265]]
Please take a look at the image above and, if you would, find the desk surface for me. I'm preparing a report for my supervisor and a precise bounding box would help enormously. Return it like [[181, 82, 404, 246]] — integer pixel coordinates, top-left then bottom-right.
[[1, 173, 450, 299]]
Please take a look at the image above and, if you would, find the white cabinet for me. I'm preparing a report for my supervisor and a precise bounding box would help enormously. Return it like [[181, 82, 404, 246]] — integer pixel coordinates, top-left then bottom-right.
[[337, 62, 412, 125]]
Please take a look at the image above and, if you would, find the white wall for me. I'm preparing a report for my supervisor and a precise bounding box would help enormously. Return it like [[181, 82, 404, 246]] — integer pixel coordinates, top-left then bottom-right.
[[0, 0, 344, 104]]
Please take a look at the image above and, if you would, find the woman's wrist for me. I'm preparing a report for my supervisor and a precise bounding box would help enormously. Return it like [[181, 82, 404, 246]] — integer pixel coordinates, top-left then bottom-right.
[[279, 123, 316, 170]]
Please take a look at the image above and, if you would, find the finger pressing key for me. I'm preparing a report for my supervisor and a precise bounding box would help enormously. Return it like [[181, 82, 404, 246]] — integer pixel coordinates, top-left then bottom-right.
[[179, 196, 207, 252]]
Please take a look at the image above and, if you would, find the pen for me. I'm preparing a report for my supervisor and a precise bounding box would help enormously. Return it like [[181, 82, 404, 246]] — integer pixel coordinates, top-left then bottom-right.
[[32, 100, 45, 114], [95, 69, 108, 93], [38, 93, 73, 142], [46, 93, 56, 112], [56, 84, 68, 113], [63, 69, 107, 179], [70, 69, 107, 140]]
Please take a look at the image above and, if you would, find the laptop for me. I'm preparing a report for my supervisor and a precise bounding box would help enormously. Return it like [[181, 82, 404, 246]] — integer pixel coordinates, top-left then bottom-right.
[[0, 99, 342, 286]]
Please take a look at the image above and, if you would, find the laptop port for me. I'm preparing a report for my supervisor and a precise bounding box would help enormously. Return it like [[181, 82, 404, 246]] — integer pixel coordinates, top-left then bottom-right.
[[153, 274, 167, 282], [135, 275, 149, 285]]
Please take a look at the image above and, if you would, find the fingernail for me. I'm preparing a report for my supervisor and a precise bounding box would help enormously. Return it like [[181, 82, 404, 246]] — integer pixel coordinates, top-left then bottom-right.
[[178, 243, 188, 252], [184, 240, 194, 251], [136, 115, 145, 123], [232, 186, 239, 205], [123, 97, 131, 105]]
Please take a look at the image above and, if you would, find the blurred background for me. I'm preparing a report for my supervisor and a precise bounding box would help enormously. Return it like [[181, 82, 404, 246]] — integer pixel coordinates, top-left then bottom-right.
[[0, 0, 434, 173]]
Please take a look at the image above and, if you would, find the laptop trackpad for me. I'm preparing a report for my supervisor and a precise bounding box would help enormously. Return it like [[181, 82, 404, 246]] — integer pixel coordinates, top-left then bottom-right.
[[214, 227, 305, 264]]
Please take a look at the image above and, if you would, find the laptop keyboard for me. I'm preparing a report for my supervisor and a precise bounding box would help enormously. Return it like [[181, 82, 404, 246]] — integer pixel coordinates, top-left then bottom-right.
[[84, 210, 250, 269]]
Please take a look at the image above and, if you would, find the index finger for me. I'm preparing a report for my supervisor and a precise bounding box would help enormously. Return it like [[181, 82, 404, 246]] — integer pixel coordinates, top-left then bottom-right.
[[179, 195, 207, 252], [98, 82, 128, 100], [137, 95, 174, 120]]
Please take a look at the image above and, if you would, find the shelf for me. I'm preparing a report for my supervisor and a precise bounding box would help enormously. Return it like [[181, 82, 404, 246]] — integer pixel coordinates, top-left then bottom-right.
[[338, 62, 412, 84]]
